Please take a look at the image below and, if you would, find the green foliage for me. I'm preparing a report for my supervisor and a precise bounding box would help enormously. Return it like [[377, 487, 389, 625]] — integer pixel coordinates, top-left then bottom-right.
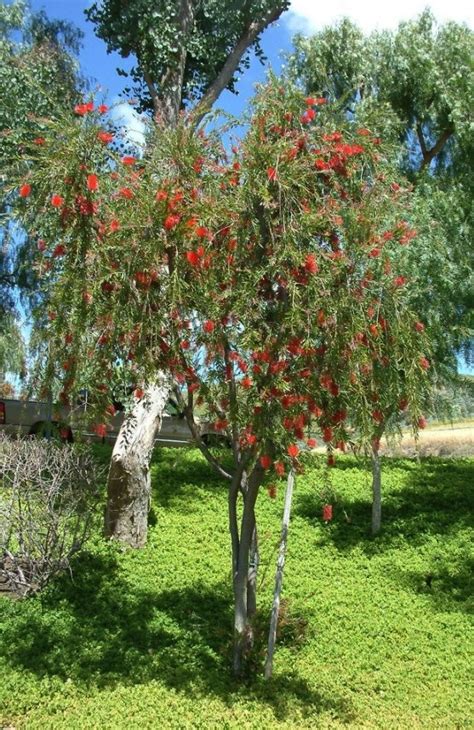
[[85, 0, 290, 113], [287, 11, 474, 372], [0, 0, 83, 375], [0, 0, 83, 166], [0, 446, 472, 726], [4, 79, 431, 458]]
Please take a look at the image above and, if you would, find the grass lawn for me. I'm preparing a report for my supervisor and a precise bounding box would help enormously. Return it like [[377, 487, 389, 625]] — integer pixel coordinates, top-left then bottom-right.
[[0, 448, 472, 728]]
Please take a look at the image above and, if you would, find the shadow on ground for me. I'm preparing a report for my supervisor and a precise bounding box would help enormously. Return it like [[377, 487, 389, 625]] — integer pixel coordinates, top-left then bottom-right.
[[0, 548, 354, 723], [295, 457, 473, 613]]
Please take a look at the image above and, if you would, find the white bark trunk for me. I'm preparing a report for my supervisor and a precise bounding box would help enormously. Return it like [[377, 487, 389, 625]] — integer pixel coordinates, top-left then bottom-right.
[[371, 446, 382, 536], [104, 375, 171, 548], [265, 469, 295, 679]]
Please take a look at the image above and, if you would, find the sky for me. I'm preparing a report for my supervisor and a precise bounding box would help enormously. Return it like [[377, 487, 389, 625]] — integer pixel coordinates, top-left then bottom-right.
[[13, 0, 474, 375]]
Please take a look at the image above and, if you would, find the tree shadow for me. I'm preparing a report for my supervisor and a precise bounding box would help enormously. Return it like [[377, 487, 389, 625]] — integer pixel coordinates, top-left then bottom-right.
[[295, 457, 473, 613], [1, 548, 354, 723], [149, 447, 232, 511]]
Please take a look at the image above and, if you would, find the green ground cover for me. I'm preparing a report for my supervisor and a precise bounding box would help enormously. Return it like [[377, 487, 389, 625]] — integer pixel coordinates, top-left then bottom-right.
[[1, 448, 472, 728]]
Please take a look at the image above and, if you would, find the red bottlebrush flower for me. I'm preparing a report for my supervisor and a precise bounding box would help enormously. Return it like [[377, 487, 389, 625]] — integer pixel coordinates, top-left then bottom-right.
[[322, 504, 333, 521], [82, 292, 93, 304], [109, 219, 120, 233], [371, 409, 384, 424], [274, 461, 285, 477], [87, 174, 99, 191], [155, 190, 167, 201], [267, 484, 277, 499], [119, 187, 134, 199], [304, 253, 319, 274], [196, 226, 211, 239], [74, 103, 88, 116], [48, 311, 57, 321], [51, 194, 64, 208], [19, 183, 31, 198], [260, 455, 272, 470], [267, 167, 277, 181], [64, 333, 73, 345], [394, 275, 406, 287], [369, 248, 381, 258], [134, 388, 145, 400], [33, 137, 45, 145], [301, 109, 316, 124], [97, 131, 114, 144], [94, 423, 107, 438], [241, 376, 253, 389], [419, 356, 430, 370], [164, 214, 180, 230], [399, 397, 409, 411], [322, 427, 333, 443], [52, 244, 66, 258], [327, 454, 336, 467], [106, 404, 116, 417], [287, 444, 299, 458], [186, 250, 201, 266], [307, 438, 317, 449], [414, 321, 425, 333], [98, 104, 109, 114], [121, 156, 136, 166], [357, 128, 371, 136], [315, 159, 330, 171], [417, 416, 427, 429], [203, 320, 215, 334]]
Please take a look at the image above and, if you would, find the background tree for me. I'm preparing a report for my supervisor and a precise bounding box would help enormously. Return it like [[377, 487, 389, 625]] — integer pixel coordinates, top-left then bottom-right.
[[82, 0, 291, 547], [6, 79, 430, 676], [287, 12, 473, 533], [0, 0, 82, 382], [287, 11, 473, 372]]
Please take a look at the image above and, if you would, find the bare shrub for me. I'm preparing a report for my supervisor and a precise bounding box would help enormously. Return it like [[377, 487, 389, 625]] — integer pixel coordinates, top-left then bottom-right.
[[0, 433, 102, 596]]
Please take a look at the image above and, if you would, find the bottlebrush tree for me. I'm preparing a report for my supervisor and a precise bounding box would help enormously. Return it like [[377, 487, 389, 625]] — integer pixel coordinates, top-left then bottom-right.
[[5, 79, 431, 676]]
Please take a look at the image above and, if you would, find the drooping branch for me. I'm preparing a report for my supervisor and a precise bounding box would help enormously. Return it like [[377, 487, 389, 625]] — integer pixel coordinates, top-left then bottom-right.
[[192, 2, 289, 126]]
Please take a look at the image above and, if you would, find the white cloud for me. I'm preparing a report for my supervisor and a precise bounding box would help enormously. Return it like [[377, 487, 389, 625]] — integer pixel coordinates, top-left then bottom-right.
[[109, 100, 148, 150], [285, 0, 473, 34]]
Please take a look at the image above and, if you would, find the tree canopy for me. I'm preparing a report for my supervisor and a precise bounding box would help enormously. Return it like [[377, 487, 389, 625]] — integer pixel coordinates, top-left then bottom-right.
[[85, 0, 290, 121]]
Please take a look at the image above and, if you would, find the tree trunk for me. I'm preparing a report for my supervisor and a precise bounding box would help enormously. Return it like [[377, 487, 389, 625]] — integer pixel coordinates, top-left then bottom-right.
[[232, 466, 262, 676], [371, 444, 382, 536], [265, 469, 295, 679], [104, 375, 171, 548]]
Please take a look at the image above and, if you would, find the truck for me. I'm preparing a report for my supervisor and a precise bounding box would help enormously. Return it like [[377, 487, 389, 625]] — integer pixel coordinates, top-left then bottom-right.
[[0, 396, 218, 447]]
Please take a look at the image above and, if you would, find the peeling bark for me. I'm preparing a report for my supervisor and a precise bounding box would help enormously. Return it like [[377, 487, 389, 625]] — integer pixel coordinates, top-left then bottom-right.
[[104, 375, 171, 548]]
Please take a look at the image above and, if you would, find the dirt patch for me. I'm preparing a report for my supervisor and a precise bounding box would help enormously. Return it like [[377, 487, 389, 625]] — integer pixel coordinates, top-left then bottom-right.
[[381, 426, 474, 458]]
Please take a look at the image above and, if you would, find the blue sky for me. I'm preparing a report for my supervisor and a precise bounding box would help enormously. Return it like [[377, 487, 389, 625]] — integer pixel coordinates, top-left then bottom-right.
[[14, 1, 474, 375]]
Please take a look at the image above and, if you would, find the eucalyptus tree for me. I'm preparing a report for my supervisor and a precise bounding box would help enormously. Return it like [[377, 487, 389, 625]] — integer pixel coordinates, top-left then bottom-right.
[[84, 0, 291, 547]]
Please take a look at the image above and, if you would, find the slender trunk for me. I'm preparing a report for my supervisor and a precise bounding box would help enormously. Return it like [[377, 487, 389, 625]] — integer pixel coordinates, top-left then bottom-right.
[[371, 444, 382, 536], [233, 466, 262, 676], [247, 523, 259, 620], [104, 375, 171, 548], [265, 469, 295, 679]]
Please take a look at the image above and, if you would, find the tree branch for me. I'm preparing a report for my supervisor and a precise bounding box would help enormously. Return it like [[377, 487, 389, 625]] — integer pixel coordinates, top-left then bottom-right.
[[418, 124, 454, 172], [192, 2, 289, 126], [173, 386, 233, 481]]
